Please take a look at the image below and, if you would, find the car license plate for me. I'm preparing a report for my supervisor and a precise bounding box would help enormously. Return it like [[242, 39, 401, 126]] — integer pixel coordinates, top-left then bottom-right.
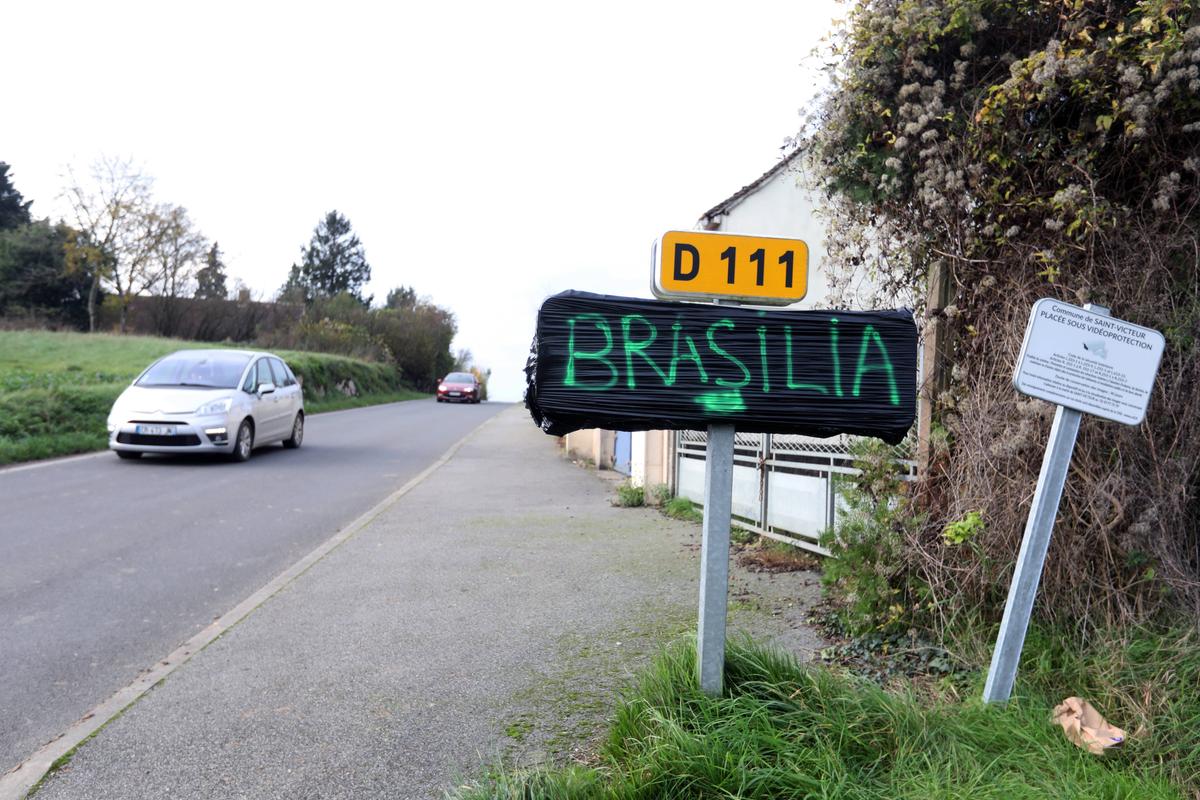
[[450, 392, 461, 397], [135, 424, 175, 436]]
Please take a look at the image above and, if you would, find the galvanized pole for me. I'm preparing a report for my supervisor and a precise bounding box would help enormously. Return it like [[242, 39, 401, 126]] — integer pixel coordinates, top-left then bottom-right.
[[981, 404, 1081, 703], [697, 422, 735, 696], [982, 304, 1108, 704]]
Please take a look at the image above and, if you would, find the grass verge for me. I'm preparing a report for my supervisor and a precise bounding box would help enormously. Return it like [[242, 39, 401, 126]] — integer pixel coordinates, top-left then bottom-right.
[[454, 633, 1195, 799], [304, 389, 428, 414], [0, 329, 426, 466]]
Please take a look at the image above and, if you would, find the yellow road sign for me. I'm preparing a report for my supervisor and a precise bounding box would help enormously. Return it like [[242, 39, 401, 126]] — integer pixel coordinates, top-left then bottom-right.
[[651, 230, 809, 305]]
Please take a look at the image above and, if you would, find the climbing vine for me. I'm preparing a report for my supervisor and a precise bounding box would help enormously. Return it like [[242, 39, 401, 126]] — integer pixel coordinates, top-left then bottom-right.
[[803, 0, 1200, 631]]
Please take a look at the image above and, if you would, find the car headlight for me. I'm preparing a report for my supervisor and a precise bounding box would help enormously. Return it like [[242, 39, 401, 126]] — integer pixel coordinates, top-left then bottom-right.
[[438, 384, 448, 392], [195, 397, 234, 416]]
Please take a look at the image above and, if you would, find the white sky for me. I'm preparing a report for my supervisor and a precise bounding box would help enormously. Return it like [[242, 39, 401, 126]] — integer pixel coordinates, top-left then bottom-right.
[[6, 0, 841, 401]]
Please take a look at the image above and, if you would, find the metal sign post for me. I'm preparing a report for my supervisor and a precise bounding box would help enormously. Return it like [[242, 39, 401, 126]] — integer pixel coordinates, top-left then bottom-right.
[[523, 232, 922, 699], [983, 301, 1165, 703], [697, 422, 735, 696], [981, 402, 1082, 704]]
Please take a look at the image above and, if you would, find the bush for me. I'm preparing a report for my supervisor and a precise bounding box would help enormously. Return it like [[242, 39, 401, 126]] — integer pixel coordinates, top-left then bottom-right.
[[614, 482, 645, 507], [806, 0, 1200, 630], [291, 318, 391, 363], [820, 438, 925, 635], [647, 483, 672, 507], [275, 350, 407, 403]]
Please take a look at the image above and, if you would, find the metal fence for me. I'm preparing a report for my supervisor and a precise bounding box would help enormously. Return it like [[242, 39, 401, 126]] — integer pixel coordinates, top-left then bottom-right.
[[674, 430, 916, 554]]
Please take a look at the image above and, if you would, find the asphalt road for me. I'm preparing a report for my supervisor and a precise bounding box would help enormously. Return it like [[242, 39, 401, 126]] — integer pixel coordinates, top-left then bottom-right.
[[0, 398, 506, 776]]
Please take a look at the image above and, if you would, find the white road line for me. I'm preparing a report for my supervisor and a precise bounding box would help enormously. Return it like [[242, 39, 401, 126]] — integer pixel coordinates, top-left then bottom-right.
[[0, 410, 502, 800], [0, 451, 109, 476]]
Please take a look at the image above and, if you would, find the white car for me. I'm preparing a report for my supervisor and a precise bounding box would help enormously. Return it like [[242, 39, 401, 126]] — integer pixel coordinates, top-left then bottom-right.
[[107, 349, 305, 462]]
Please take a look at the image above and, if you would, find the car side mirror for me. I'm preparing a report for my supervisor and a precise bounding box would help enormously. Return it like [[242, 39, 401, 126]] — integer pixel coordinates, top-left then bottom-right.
[[257, 382, 276, 397]]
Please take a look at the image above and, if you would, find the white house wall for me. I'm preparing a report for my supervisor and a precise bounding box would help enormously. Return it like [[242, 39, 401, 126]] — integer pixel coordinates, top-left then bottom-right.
[[631, 431, 647, 486], [707, 168, 832, 308]]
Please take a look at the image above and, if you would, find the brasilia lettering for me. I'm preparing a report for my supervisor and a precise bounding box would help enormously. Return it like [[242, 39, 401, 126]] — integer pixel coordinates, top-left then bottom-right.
[[525, 291, 918, 442], [563, 313, 899, 406]]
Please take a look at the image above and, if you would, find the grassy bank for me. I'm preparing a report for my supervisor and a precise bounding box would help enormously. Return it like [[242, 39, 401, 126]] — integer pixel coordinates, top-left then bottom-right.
[[0, 330, 426, 465], [456, 629, 1198, 799]]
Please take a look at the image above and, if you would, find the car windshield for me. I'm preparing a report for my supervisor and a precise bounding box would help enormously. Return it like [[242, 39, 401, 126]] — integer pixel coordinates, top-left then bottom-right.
[[136, 352, 253, 389], [445, 373, 475, 383]]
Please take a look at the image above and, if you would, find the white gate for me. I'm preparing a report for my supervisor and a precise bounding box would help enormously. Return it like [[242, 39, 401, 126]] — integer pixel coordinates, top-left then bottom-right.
[[674, 430, 916, 555]]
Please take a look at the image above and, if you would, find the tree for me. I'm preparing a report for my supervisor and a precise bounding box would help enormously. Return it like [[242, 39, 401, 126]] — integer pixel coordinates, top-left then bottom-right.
[[385, 285, 417, 310], [373, 300, 457, 391], [61, 157, 161, 333], [452, 347, 474, 372], [146, 204, 207, 336], [0, 162, 33, 231], [285, 211, 372, 303], [469, 365, 491, 401], [194, 242, 228, 300], [0, 220, 92, 328], [806, 0, 1200, 629]]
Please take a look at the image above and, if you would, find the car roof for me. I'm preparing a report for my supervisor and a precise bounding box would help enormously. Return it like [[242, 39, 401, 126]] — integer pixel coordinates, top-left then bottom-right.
[[165, 348, 277, 360]]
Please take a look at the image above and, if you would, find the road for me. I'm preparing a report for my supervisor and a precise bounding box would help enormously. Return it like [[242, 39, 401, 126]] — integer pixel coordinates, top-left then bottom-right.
[[0, 398, 506, 776]]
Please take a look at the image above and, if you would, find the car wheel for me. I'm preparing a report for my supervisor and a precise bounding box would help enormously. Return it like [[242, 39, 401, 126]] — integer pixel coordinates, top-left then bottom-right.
[[283, 413, 304, 449], [115, 450, 142, 460], [230, 419, 254, 462]]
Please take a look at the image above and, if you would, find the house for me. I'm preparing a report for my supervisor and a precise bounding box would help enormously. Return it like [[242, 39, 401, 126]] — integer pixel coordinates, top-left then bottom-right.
[[695, 150, 834, 309]]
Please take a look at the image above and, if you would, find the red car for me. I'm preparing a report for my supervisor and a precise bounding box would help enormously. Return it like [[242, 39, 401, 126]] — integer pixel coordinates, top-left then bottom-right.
[[437, 372, 481, 403]]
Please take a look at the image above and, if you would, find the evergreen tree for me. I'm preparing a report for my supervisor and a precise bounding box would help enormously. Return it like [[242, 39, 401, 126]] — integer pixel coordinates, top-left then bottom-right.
[[288, 211, 371, 303], [0, 221, 92, 327], [195, 242, 228, 300], [0, 162, 33, 231]]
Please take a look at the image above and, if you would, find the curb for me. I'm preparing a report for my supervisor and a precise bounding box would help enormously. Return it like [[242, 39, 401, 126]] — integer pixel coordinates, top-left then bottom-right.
[[0, 411, 501, 800]]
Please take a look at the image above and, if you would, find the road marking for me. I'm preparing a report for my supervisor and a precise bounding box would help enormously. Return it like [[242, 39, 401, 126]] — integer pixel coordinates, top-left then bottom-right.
[[0, 410, 503, 800], [0, 451, 109, 476]]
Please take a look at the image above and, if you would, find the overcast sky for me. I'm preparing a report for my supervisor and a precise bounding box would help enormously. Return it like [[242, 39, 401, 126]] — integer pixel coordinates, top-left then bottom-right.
[[6, 0, 841, 401]]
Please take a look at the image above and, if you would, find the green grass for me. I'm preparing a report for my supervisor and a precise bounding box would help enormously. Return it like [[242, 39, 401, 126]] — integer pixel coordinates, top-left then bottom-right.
[[0, 330, 427, 465], [505, 717, 535, 743], [303, 389, 426, 414], [662, 496, 703, 523], [454, 631, 1197, 799], [614, 482, 645, 508]]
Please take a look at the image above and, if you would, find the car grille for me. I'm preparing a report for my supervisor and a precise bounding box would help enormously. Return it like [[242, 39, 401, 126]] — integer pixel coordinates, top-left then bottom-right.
[[116, 432, 203, 447]]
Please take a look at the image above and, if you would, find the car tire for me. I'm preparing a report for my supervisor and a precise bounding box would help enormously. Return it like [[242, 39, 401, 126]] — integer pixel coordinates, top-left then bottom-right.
[[283, 413, 304, 449], [115, 450, 142, 460], [230, 419, 254, 462]]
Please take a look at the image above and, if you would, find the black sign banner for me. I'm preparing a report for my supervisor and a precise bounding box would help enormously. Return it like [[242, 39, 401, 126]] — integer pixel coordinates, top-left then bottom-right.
[[525, 291, 918, 443]]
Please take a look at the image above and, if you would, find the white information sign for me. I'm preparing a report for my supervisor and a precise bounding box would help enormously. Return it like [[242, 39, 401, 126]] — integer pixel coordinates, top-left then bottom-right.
[[1013, 299, 1164, 425]]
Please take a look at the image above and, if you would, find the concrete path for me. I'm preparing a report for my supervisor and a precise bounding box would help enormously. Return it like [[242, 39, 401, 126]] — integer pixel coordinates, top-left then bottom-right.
[[27, 407, 823, 799]]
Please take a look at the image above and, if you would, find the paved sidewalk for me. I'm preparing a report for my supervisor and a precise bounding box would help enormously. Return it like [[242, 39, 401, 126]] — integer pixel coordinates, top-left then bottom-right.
[[31, 407, 822, 799]]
